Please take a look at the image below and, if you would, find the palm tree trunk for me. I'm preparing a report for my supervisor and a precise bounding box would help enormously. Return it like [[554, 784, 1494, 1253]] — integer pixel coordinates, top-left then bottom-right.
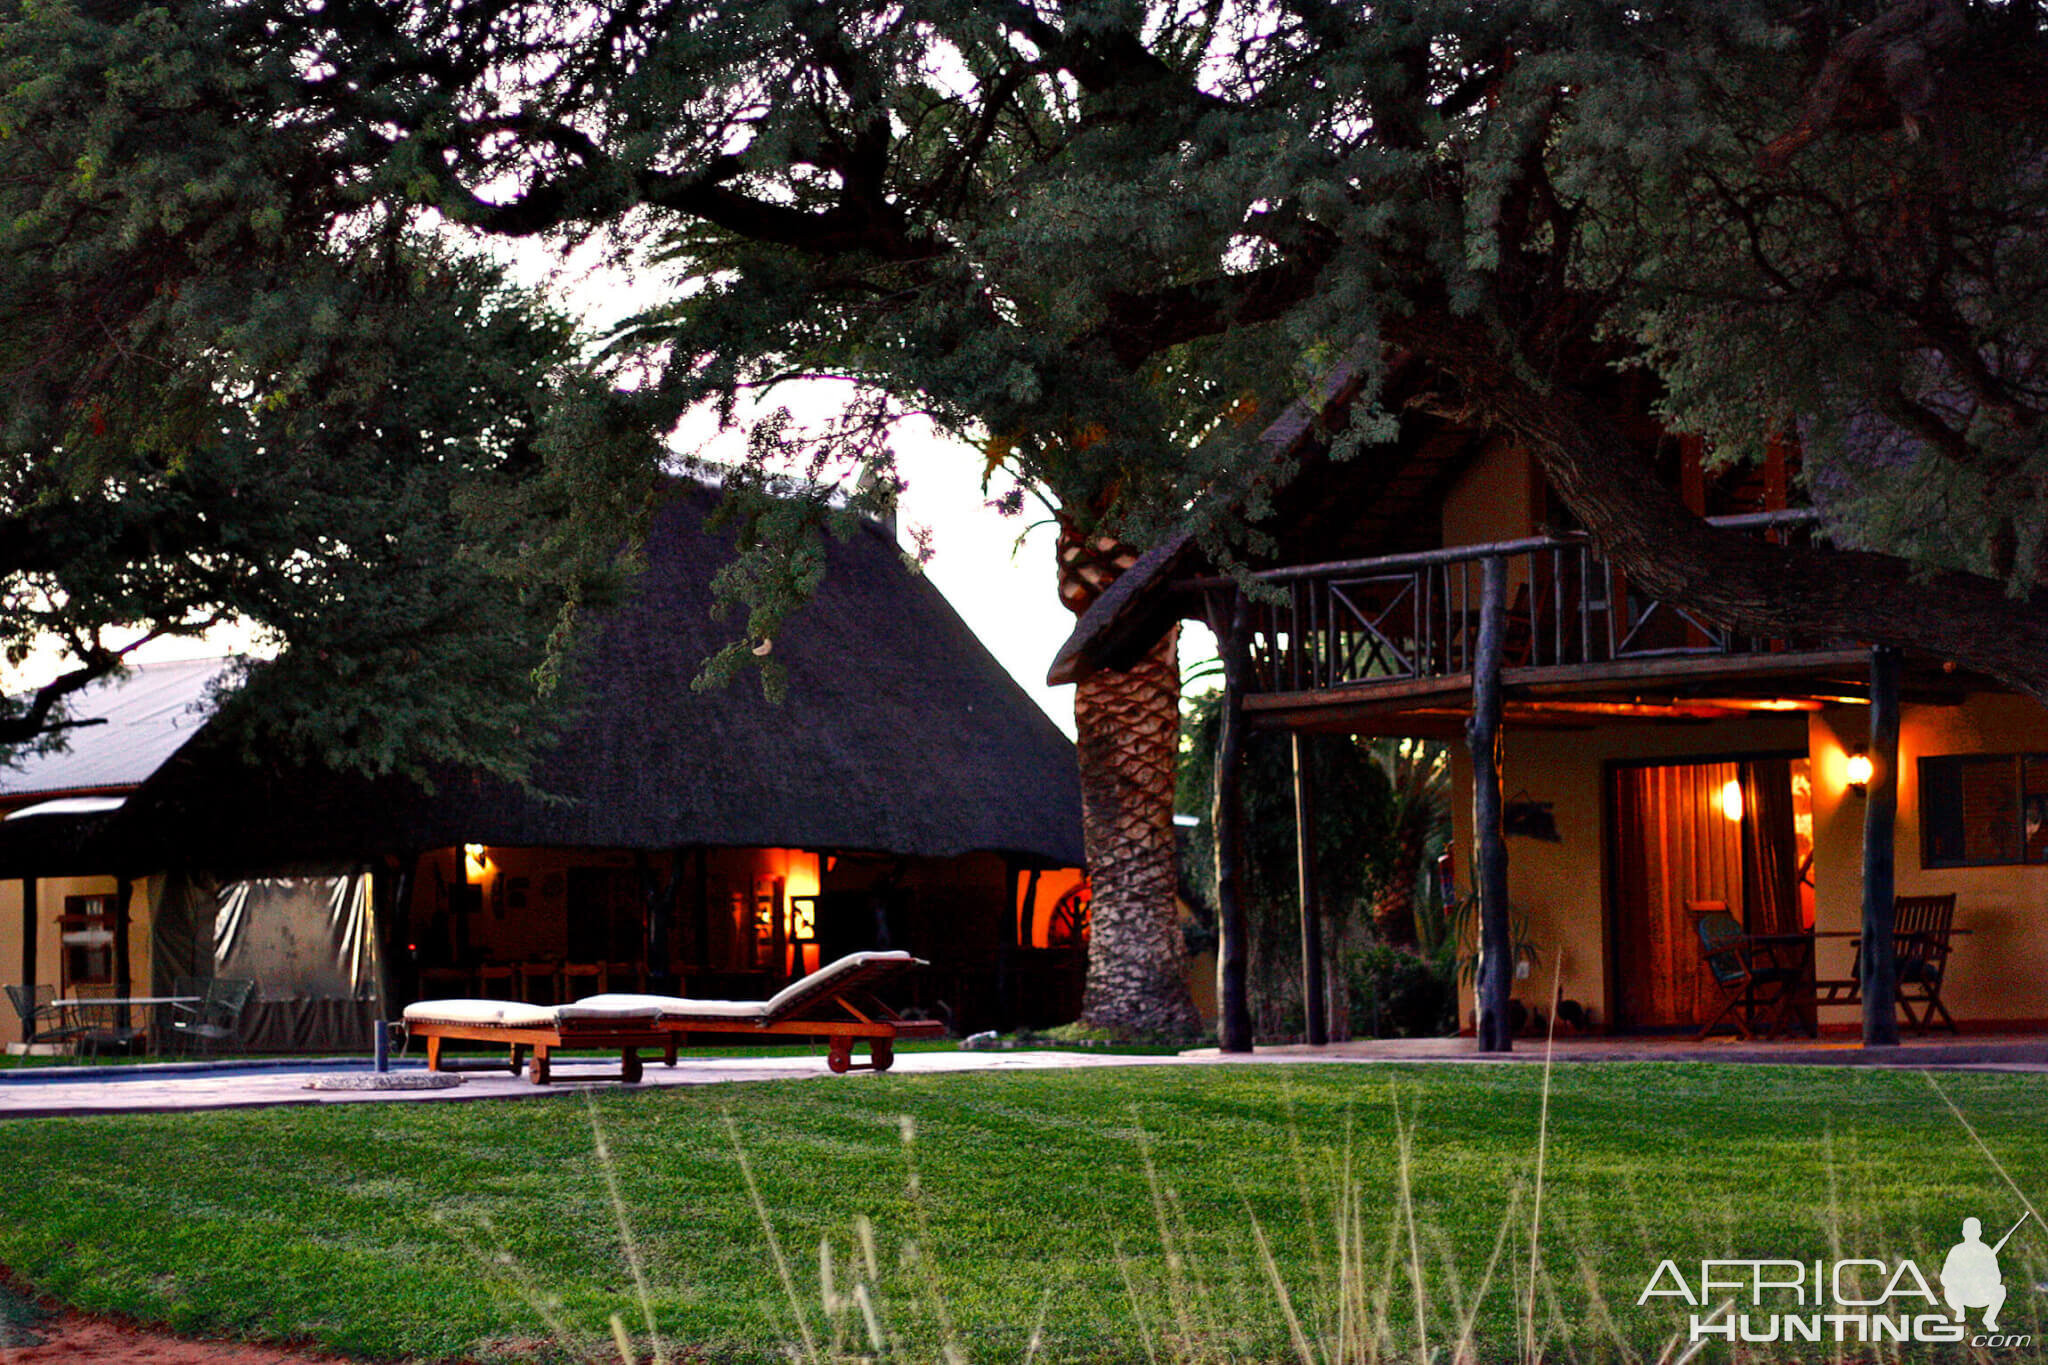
[[1372, 841, 1422, 947], [1072, 626, 1201, 1038]]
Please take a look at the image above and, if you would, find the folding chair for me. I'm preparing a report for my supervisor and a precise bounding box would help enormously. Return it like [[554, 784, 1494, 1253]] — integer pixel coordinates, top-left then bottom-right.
[[1694, 910, 1801, 1040]]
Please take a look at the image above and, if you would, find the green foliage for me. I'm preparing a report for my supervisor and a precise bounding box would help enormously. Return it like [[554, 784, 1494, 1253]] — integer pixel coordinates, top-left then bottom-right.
[[1177, 689, 1396, 931], [1178, 689, 1453, 1032], [13, 0, 2048, 759], [0, 0, 652, 774], [1447, 892, 1544, 992], [1348, 943, 1456, 1039]]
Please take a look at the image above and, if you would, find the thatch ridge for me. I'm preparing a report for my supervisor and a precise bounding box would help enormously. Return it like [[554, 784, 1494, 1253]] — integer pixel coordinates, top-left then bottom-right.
[[110, 484, 1083, 869]]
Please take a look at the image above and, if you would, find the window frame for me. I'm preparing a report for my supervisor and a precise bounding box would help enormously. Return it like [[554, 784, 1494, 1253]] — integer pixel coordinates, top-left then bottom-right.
[[1918, 752, 2048, 868]]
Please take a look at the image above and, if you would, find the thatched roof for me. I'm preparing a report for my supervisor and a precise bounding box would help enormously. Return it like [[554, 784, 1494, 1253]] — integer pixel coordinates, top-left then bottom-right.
[[17, 485, 1082, 873]]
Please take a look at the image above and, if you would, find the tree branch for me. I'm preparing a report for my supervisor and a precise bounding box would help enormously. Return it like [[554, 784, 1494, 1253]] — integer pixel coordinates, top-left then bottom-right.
[[1407, 314, 2048, 705]]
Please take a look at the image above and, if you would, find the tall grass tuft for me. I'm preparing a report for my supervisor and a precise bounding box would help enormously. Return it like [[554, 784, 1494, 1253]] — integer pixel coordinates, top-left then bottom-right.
[[529, 1059, 2045, 1363]]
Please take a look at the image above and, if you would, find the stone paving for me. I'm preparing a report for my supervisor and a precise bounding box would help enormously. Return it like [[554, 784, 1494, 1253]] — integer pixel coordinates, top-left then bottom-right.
[[2, 1030, 2044, 1119]]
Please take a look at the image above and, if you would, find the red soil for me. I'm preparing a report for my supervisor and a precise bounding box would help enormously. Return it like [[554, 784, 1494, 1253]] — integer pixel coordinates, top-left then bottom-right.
[[0, 1309, 355, 1362]]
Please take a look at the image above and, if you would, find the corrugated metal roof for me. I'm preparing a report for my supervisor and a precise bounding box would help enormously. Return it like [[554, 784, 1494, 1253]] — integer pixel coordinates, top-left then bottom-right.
[[0, 658, 232, 798]]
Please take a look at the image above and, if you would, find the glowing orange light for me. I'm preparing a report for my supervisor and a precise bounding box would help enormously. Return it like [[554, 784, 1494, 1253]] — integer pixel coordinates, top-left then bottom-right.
[[1719, 779, 1745, 823], [1845, 752, 1874, 790]]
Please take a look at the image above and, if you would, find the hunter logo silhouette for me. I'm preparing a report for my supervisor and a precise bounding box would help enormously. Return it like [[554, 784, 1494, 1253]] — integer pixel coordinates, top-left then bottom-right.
[[1942, 1213, 2030, 1331]]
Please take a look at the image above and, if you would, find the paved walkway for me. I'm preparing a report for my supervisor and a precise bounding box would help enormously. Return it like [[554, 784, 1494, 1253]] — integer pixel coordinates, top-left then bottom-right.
[[2, 1031, 2044, 1119]]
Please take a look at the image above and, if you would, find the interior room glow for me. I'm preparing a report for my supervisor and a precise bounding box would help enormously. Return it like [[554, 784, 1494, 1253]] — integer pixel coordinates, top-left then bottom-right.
[[1719, 778, 1745, 823], [462, 843, 489, 880]]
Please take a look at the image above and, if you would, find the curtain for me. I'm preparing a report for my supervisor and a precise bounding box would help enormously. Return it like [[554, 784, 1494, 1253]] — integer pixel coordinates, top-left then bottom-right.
[[1611, 761, 1744, 1028], [1740, 759, 1803, 936]]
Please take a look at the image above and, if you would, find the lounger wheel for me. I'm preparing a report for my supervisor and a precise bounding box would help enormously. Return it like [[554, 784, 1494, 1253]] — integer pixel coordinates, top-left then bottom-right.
[[870, 1039, 894, 1072], [827, 1038, 854, 1073]]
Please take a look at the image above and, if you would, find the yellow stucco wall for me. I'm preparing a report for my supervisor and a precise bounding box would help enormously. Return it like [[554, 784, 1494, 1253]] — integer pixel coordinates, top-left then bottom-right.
[[1, 873, 157, 1049], [1451, 714, 1810, 1029], [1451, 693, 2048, 1032], [1441, 438, 1538, 548], [1808, 695, 2048, 1024]]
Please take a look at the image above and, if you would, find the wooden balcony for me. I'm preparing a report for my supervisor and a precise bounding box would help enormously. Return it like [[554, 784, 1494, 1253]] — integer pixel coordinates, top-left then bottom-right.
[[1208, 510, 1870, 731]]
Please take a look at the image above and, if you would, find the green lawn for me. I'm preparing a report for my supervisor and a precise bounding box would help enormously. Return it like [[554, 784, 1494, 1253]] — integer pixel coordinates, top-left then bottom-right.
[[0, 1062, 2043, 1362]]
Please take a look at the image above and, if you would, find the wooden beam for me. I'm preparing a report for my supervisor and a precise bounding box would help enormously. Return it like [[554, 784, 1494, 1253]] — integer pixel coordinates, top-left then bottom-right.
[[1292, 735, 1326, 1046], [1018, 865, 1042, 947], [1502, 647, 1870, 690], [369, 856, 412, 1009], [694, 847, 712, 971], [19, 876, 35, 999], [114, 876, 133, 1030], [1861, 645, 1902, 1047], [1469, 555, 1513, 1053], [1213, 593, 1255, 1053], [1245, 673, 1476, 713]]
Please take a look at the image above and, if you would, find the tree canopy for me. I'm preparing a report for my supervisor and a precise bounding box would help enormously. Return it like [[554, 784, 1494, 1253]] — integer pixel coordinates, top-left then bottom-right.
[[0, 0, 650, 774], [10, 0, 2048, 763]]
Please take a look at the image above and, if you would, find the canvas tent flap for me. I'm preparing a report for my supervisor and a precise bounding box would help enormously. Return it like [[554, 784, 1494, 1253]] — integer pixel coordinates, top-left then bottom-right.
[[152, 867, 384, 1052]]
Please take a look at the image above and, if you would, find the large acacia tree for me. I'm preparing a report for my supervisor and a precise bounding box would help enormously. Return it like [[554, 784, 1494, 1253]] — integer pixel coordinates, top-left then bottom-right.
[[0, 2, 647, 778], [10, 0, 2048, 1024]]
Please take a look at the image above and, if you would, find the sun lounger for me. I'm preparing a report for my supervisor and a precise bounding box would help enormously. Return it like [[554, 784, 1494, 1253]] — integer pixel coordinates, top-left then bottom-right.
[[399, 997, 675, 1084], [400, 951, 941, 1084], [576, 950, 945, 1073]]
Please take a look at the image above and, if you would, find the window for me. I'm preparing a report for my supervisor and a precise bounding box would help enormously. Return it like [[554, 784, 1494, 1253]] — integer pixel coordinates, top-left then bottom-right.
[[57, 893, 117, 989], [1919, 754, 2048, 867]]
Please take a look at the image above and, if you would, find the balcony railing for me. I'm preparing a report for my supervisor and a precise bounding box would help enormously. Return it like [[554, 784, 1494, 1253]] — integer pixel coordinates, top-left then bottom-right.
[[1220, 510, 1819, 697]]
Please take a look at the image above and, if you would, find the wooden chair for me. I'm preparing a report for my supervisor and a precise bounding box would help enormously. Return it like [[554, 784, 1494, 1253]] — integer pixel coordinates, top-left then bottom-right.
[[603, 961, 647, 994], [473, 964, 516, 1000], [1892, 893, 1960, 1034], [404, 952, 942, 1084], [1694, 909, 1802, 1040], [399, 998, 675, 1084], [518, 961, 560, 1006], [1840, 893, 1962, 1033], [560, 962, 604, 1002], [416, 966, 473, 998]]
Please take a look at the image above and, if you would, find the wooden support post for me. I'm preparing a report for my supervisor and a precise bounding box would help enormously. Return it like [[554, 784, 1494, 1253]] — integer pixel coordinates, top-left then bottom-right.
[[1213, 593, 1255, 1053], [694, 847, 712, 971], [114, 876, 134, 1030], [1292, 734, 1327, 1045], [1468, 555, 1513, 1053], [1861, 644, 1902, 1047], [1018, 866, 1042, 947], [20, 876, 35, 997], [381, 855, 417, 1009]]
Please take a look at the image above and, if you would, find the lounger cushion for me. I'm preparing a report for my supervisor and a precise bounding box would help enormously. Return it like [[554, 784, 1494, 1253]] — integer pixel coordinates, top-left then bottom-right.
[[560, 953, 927, 1029], [553, 999, 664, 1024], [403, 998, 662, 1029], [763, 950, 920, 1019], [573, 992, 769, 1025], [403, 999, 557, 1029]]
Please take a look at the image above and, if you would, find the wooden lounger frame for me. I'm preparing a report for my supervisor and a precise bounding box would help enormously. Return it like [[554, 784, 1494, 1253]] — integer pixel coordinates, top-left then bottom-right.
[[410, 1017, 677, 1084], [669, 988, 947, 1073], [404, 952, 942, 1083]]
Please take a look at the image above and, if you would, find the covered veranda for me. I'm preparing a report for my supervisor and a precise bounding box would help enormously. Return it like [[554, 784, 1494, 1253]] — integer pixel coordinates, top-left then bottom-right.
[[1055, 509, 1969, 1054]]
